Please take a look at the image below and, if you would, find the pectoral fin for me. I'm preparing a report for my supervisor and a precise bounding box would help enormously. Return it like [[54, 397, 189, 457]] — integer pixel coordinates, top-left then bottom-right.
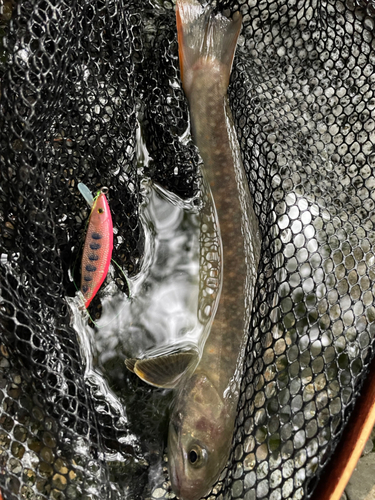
[[125, 351, 198, 389], [125, 358, 137, 372]]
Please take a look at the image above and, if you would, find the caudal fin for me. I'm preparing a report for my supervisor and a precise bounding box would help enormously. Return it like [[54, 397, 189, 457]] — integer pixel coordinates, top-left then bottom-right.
[[176, 0, 242, 96]]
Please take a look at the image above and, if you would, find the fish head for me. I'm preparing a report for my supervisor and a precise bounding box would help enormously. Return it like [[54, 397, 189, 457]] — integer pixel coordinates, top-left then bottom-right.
[[168, 372, 232, 500]]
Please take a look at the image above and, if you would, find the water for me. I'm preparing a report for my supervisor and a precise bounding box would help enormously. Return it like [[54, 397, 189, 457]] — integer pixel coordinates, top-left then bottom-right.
[[95, 181, 203, 362]]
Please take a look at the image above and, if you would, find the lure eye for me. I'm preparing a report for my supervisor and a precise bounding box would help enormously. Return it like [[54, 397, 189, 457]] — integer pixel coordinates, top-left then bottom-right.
[[188, 445, 207, 468], [98, 207, 104, 214]]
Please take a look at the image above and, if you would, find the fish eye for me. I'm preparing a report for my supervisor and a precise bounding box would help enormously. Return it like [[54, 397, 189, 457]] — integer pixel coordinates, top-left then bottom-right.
[[188, 445, 207, 468], [98, 207, 104, 214]]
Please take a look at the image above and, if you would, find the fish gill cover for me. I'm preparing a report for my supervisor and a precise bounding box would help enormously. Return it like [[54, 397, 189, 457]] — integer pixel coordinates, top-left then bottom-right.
[[0, 0, 374, 499]]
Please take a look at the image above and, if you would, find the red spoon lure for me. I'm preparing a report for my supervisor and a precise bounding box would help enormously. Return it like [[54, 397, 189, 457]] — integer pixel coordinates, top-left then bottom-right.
[[80, 186, 113, 308]]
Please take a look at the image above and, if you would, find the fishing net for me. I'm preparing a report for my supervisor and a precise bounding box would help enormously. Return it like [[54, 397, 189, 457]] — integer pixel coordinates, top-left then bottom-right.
[[0, 0, 374, 498]]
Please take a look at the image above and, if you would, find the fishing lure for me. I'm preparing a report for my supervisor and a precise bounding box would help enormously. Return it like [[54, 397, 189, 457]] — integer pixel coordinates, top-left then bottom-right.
[[78, 183, 114, 308]]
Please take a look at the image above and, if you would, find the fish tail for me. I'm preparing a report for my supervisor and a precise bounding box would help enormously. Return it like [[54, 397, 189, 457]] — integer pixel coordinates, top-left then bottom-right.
[[176, 0, 242, 97]]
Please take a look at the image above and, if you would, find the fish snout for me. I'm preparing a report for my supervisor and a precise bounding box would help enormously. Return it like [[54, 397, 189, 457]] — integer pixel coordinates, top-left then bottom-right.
[[176, 480, 208, 500]]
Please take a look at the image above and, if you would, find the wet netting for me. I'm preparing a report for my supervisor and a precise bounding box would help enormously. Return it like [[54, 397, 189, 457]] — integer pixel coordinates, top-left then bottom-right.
[[0, 0, 375, 498]]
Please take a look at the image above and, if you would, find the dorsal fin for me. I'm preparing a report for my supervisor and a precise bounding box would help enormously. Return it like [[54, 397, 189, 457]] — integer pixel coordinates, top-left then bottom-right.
[[125, 351, 199, 389]]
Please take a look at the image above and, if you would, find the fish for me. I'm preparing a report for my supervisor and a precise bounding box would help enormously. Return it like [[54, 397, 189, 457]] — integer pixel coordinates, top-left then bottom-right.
[[167, 2, 261, 499], [125, 1, 261, 498], [79, 184, 114, 308]]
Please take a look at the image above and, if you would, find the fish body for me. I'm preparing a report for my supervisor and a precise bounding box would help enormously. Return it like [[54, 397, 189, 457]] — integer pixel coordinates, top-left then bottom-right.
[[80, 187, 113, 308], [167, 2, 261, 499]]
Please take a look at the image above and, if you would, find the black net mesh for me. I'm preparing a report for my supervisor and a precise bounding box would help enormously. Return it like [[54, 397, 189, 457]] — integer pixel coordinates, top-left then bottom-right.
[[1, 0, 375, 499]]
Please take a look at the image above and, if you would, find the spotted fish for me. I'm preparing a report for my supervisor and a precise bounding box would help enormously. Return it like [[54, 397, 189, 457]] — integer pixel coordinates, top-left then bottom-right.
[[166, 2, 261, 499], [80, 185, 113, 308]]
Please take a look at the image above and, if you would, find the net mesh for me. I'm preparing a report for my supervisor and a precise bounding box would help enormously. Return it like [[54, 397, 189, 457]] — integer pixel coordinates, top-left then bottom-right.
[[1, 0, 375, 499]]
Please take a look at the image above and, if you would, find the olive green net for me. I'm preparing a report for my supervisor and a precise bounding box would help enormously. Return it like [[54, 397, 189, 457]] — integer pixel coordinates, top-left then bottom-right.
[[0, 0, 375, 499]]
